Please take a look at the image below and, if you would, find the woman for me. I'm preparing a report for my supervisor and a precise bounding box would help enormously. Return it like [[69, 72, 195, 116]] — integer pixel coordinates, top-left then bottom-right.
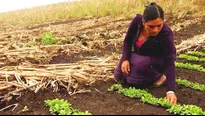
[[114, 2, 177, 104]]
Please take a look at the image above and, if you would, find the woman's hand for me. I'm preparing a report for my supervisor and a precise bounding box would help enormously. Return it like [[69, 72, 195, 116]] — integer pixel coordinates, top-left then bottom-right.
[[166, 93, 177, 104], [121, 60, 130, 74]]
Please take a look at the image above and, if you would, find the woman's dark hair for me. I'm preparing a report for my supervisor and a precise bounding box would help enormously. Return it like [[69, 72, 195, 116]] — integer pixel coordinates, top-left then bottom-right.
[[143, 2, 164, 22]]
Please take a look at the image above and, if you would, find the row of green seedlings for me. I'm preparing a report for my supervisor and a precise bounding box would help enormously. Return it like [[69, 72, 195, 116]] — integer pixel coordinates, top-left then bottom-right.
[[177, 51, 205, 62], [176, 78, 205, 91], [176, 52, 205, 90], [175, 62, 205, 72], [178, 54, 205, 62], [108, 84, 205, 115], [184, 51, 205, 57], [176, 51, 205, 70], [45, 98, 92, 115]]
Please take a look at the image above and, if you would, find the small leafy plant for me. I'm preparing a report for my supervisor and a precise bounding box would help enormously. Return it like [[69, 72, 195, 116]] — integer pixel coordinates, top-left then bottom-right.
[[41, 32, 57, 45], [45, 98, 92, 115]]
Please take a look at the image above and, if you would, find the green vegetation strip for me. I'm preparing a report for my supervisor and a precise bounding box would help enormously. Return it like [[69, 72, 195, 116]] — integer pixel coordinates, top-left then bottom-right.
[[175, 62, 205, 72], [45, 98, 92, 115], [176, 78, 205, 91], [177, 54, 205, 62], [108, 84, 205, 115], [186, 51, 205, 57]]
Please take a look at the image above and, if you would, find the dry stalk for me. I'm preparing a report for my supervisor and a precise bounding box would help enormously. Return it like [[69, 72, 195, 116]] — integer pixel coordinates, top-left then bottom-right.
[[176, 33, 205, 53], [0, 85, 13, 91], [0, 103, 19, 112]]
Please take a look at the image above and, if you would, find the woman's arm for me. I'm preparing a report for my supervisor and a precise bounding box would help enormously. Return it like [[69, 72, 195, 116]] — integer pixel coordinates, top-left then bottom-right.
[[163, 30, 176, 92], [121, 16, 138, 61]]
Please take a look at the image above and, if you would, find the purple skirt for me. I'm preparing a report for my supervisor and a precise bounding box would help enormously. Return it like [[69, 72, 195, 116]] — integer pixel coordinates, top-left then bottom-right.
[[114, 53, 165, 88]]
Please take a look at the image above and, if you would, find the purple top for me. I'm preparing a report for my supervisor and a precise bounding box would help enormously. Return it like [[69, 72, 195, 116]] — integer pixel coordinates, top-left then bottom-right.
[[121, 14, 176, 91]]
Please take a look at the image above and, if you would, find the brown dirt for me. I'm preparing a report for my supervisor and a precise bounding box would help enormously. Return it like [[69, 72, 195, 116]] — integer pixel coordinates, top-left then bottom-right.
[[0, 15, 205, 115]]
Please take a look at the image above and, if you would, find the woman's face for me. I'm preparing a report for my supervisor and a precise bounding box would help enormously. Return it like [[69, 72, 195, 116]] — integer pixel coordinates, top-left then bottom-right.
[[143, 18, 164, 36]]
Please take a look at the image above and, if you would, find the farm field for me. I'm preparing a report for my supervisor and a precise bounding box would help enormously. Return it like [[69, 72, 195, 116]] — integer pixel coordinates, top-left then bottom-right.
[[0, 0, 205, 115]]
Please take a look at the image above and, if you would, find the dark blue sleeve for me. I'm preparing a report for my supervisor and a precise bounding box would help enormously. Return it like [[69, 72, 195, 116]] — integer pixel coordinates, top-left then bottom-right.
[[121, 17, 138, 61], [163, 31, 176, 91]]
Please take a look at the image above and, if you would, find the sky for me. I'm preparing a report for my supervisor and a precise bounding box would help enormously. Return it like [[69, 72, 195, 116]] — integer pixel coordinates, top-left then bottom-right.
[[0, 0, 77, 13]]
